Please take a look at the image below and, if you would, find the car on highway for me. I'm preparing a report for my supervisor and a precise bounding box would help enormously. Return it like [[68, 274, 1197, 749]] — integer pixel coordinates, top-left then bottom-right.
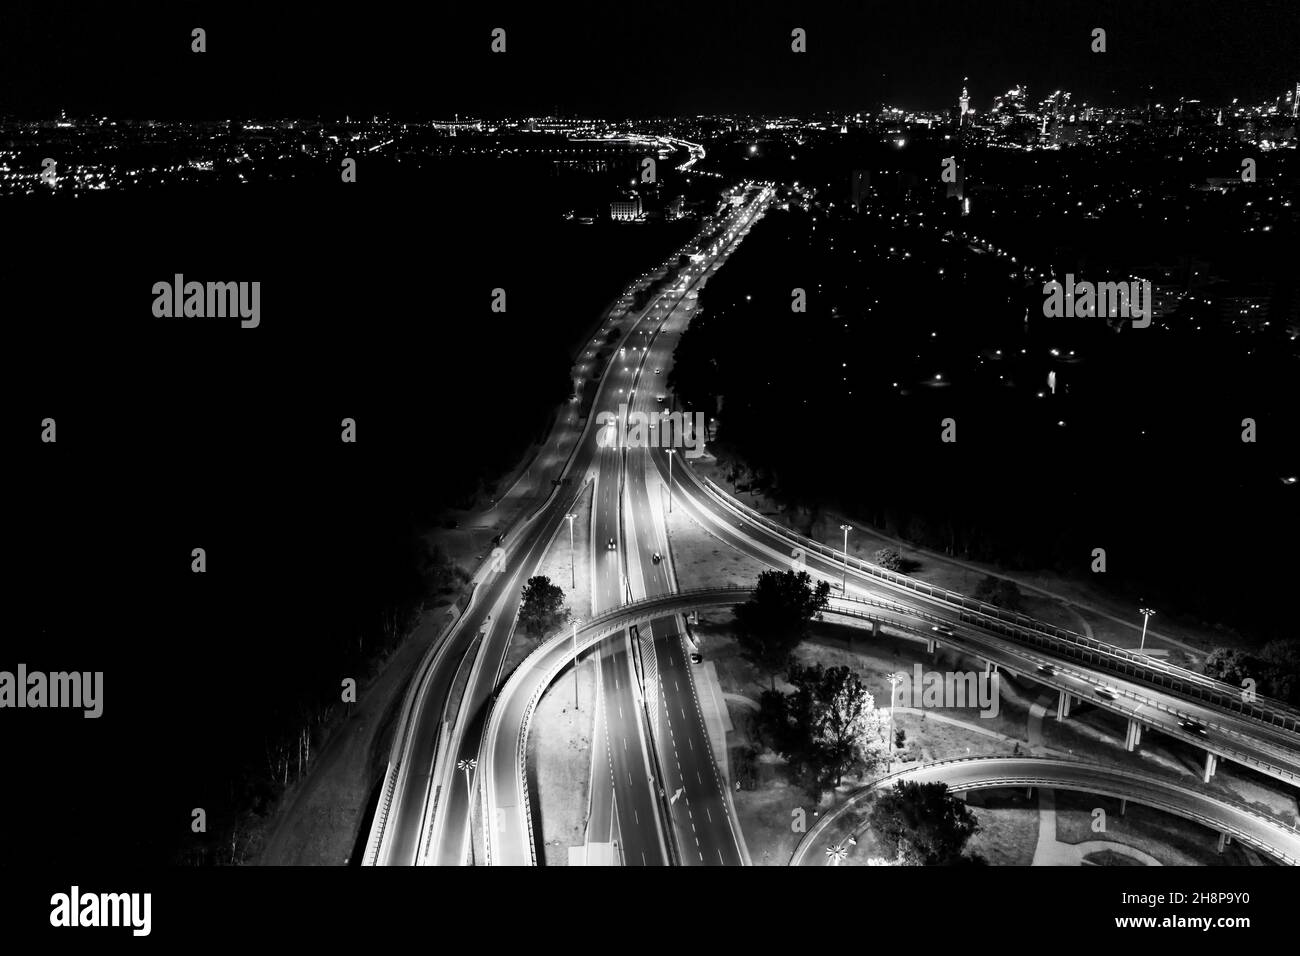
[[654, 368, 662, 374], [689, 651, 703, 664], [651, 551, 662, 564], [1037, 664, 1057, 677], [607, 537, 616, 551], [930, 625, 954, 636], [1093, 685, 1117, 700], [1179, 717, 1209, 736]]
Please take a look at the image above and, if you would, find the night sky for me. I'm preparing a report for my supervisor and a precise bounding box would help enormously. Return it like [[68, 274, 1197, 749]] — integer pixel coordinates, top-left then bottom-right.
[[1, 0, 1297, 119]]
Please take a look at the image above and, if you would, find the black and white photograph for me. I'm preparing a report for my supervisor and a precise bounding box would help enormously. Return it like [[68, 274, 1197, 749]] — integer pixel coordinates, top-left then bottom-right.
[[2, 0, 1298, 941]]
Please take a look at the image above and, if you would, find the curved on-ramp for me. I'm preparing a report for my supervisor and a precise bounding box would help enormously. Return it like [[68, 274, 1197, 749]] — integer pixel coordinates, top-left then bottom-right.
[[789, 756, 1300, 866], [481, 587, 1300, 866], [479, 588, 1011, 865]]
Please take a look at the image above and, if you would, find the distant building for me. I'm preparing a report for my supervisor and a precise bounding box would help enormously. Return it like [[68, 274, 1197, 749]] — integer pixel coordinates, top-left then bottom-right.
[[610, 195, 642, 221]]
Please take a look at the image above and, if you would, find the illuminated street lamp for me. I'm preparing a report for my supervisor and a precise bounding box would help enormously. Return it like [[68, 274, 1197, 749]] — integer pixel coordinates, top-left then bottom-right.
[[839, 524, 853, 591], [825, 836, 856, 865], [886, 672, 905, 773], [457, 757, 477, 865], [666, 449, 676, 514], [571, 619, 582, 710], [564, 512, 578, 590], [1138, 606, 1156, 651]]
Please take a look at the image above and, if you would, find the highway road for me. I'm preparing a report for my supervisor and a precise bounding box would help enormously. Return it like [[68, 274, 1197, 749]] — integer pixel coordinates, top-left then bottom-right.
[[616, 290, 747, 865], [577, 187, 773, 865], [380, 173, 1300, 867], [412, 184, 776, 866]]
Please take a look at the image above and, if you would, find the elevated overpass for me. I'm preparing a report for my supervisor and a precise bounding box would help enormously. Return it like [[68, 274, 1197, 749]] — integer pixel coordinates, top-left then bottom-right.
[[480, 589, 1300, 864]]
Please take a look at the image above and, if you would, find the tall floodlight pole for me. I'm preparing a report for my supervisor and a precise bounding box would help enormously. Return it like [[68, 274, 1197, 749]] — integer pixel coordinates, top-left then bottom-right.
[[457, 757, 477, 865], [572, 619, 581, 710], [666, 449, 676, 514], [840, 524, 853, 592], [1139, 606, 1156, 651], [565, 512, 578, 590], [885, 673, 906, 773]]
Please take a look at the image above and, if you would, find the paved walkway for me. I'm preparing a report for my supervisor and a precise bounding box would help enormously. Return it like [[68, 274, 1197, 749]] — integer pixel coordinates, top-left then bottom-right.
[[1031, 788, 1161, 866]]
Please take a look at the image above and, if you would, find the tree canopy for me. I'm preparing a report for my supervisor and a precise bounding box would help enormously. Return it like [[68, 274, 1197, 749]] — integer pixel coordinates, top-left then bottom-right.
[[734, 569, 831, 686], [866, 781, 981, 865], [758, 662, 888, 797], [519, 575, 568, 638]]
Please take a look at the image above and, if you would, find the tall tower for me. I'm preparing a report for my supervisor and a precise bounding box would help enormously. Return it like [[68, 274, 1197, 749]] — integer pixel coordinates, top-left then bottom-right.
[[959, 78, 970, 123]]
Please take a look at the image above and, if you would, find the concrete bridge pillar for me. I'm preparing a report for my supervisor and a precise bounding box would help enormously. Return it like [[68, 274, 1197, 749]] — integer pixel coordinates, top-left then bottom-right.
[[1056, 688, 1072, 720], [871, 620, 881, 637], [1124, 718, 1143, 752], [1203, 752, 1218, 783], [1216, 831, 1232, 853], [925, 638, 936, 655], [1120, 798, 1127, 816]]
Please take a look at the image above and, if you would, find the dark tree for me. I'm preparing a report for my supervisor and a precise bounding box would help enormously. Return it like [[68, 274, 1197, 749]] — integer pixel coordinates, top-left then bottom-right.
[[1204, 646, 1257, 686], [1258, 640, 1300, 706], [757, 662, 887, 797], [734, 569, 830, 688], [974, 575, 1023, 612], [519, 575, 567, 637], [1206, 641, 1300, 706], [873, 548, 905, 572], [867, 781, 980, 865]]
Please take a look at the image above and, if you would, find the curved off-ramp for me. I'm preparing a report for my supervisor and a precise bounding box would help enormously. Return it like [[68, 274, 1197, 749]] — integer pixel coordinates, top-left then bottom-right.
[[479, 587, 949, 864], [789, 755, 1300, 866]]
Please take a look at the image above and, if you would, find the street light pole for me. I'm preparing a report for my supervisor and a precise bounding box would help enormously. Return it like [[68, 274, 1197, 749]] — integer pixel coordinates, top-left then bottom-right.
[[886, 673, 904, 774], [1138, 606, 1156, 651], [565, 512, 577, 590], [457, 757, 477, 865], [572, 619, 581, 710], [666, 449, 676, 514], [840, 523, 852, 592]]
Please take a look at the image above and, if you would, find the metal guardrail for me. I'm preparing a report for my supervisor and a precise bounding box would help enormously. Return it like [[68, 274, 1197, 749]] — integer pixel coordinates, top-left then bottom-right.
[[690, 470, 1300, 736]]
